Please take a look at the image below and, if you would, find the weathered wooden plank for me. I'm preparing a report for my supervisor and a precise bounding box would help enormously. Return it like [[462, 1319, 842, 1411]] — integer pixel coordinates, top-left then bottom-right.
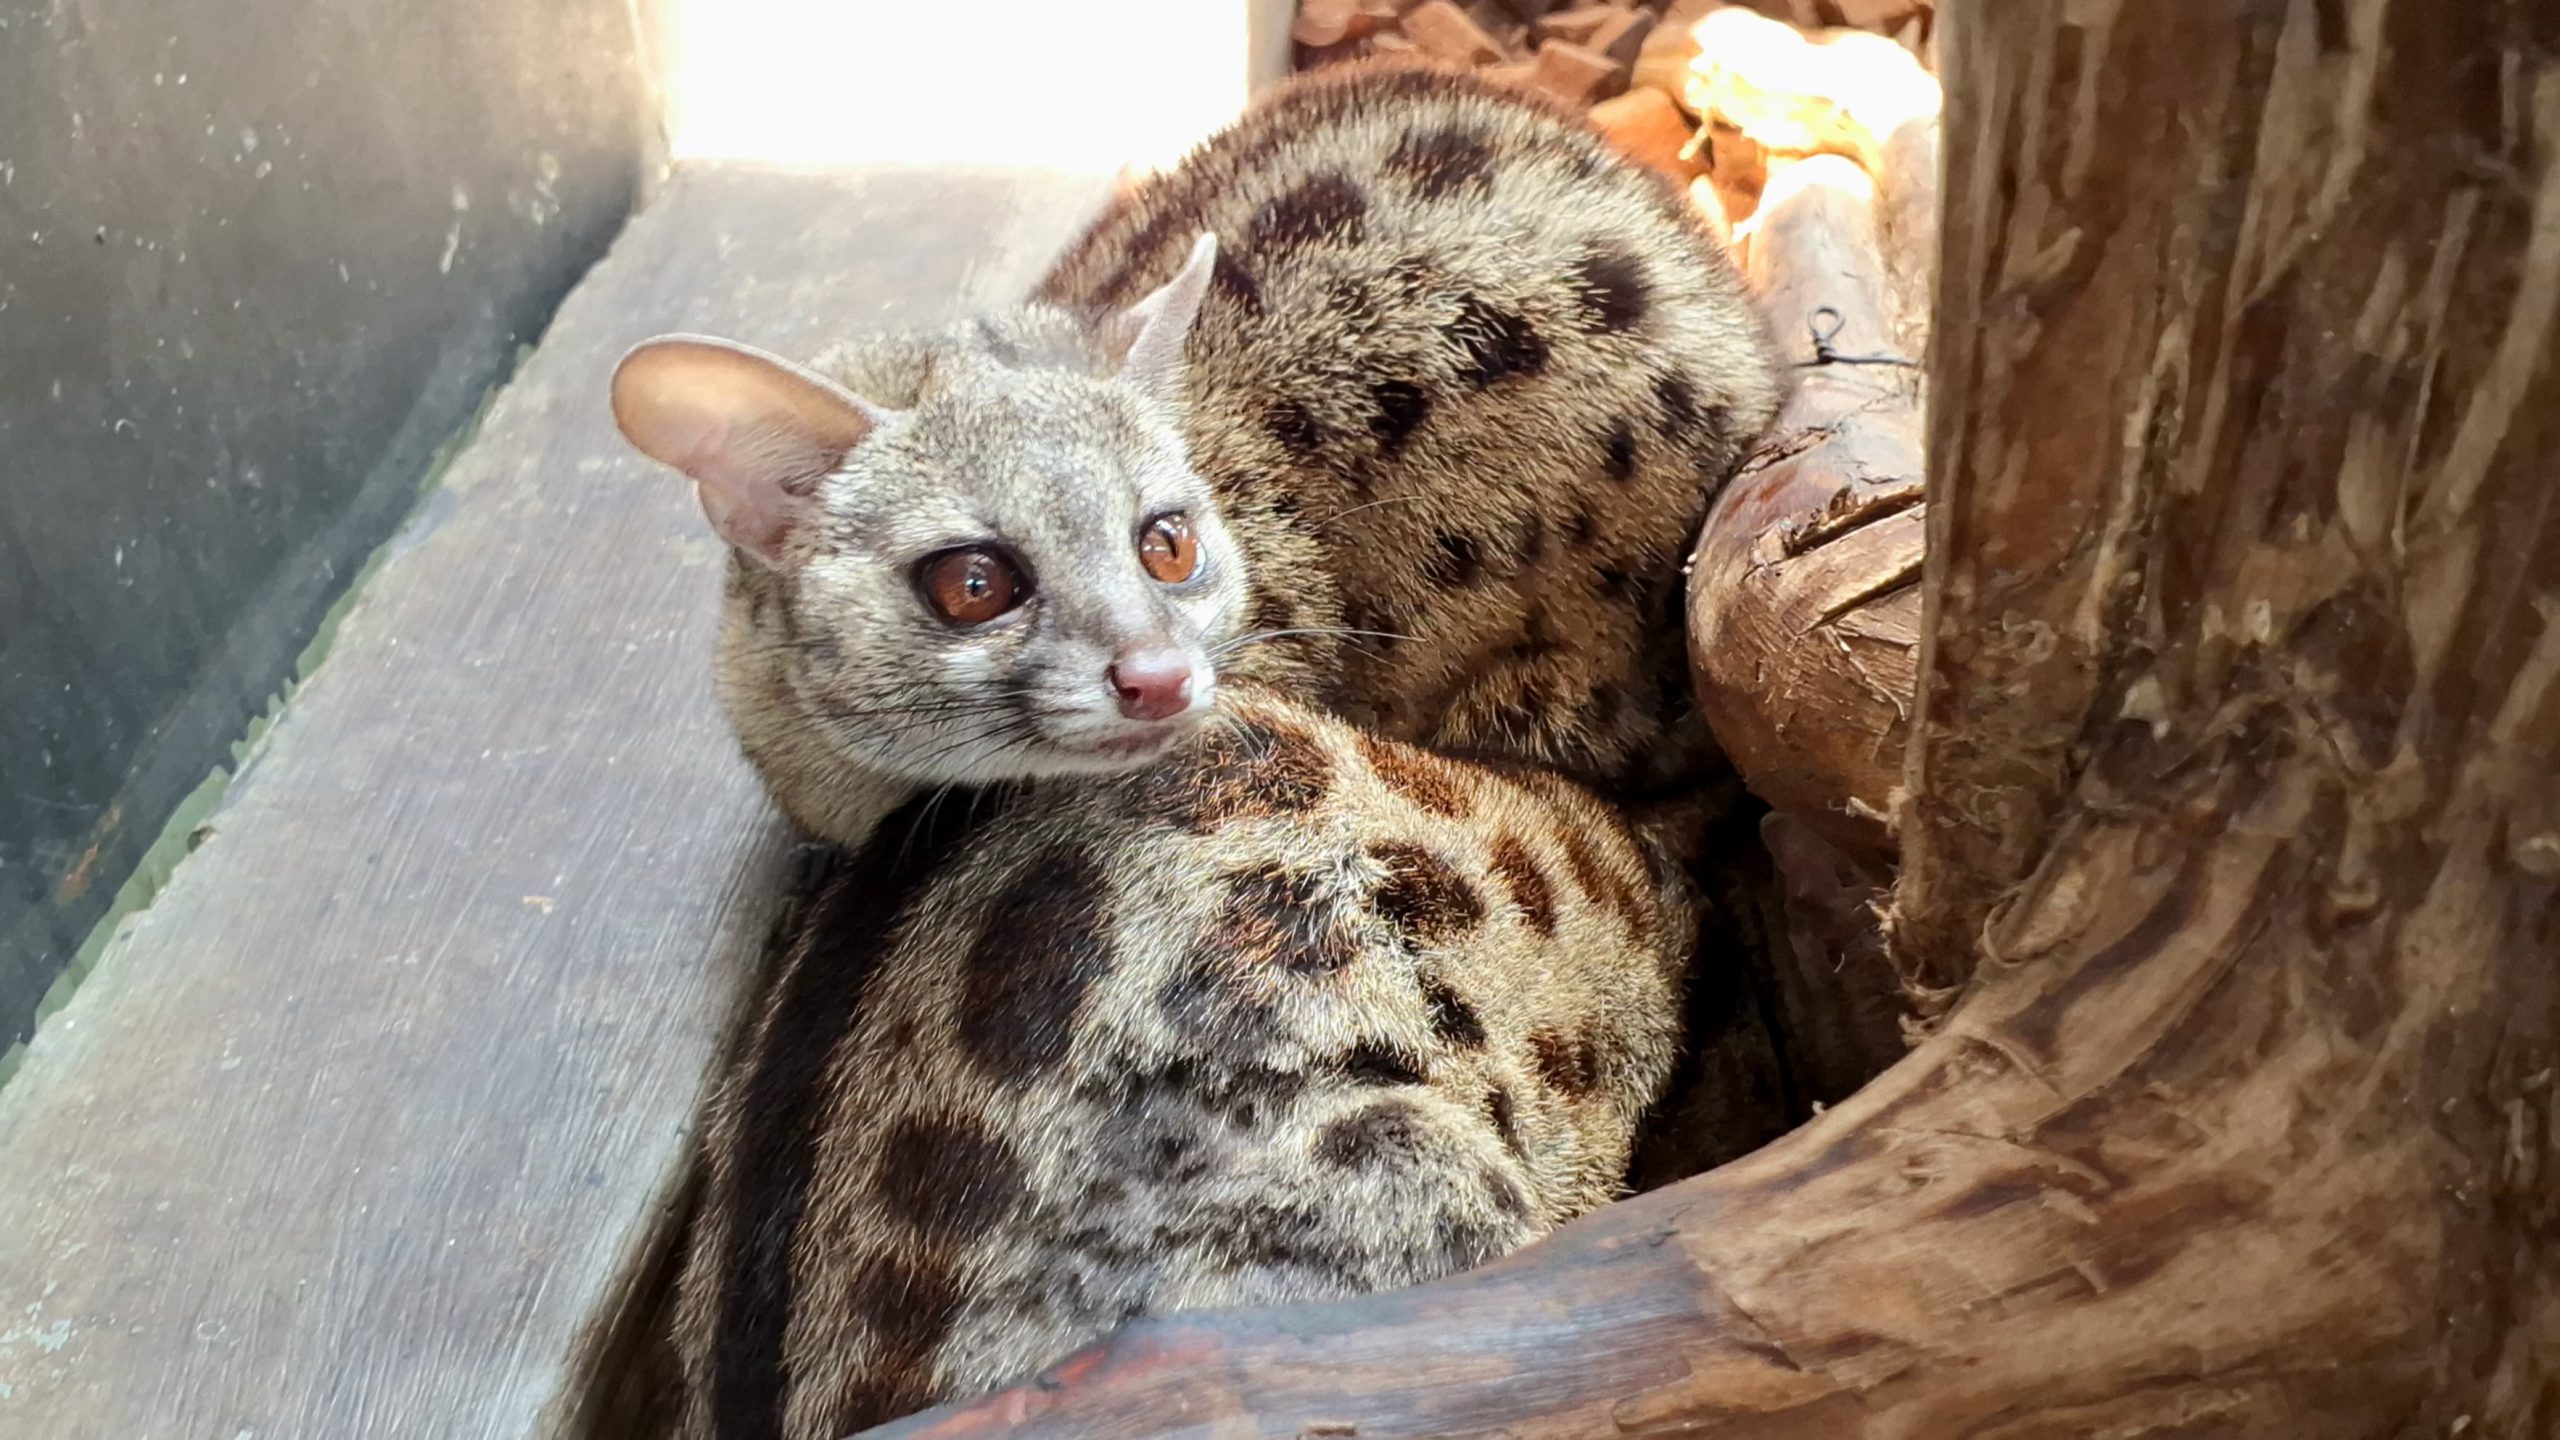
[[0, 162, 1110, 1439]]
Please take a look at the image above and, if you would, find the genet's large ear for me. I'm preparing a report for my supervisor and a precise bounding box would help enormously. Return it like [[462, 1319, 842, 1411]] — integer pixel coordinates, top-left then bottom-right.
[[609, 335, 886, 564], [1100, 231, 1218, 407]]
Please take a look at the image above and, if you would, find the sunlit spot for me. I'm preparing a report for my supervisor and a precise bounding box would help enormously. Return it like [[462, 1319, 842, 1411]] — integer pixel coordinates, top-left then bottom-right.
[[658, 0, 1281, 173]]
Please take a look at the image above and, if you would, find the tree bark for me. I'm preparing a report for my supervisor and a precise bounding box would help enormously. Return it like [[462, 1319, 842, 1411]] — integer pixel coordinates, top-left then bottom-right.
[[851, 3, 2560, 1434]]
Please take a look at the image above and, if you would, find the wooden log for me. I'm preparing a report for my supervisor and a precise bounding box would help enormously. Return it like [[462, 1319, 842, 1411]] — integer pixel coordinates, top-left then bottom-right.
[[846, 1, 2560, 1432], [1690, 153, 1924, 864]]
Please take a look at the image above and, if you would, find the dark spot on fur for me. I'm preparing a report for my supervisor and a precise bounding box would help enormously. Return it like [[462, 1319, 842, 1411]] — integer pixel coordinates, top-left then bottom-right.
[[1083, 206, 1193, 312], [1143, 1125, 1204, 1181], [1358, 733, 1471, 817], [1369, 378, 1431, 456], [1434, 1212, 1511, 1270], [1597, 566, 1641, 602], [1339, 1040, 1428, 1087], [844, 1250, 963, 1370], [1197, 1200, 1337, 1273], [1156, 955, 1279, 1049], [1342, 594, 1405, 652], [1531, 1030, 1601, 1099], [1315, 1098, 1430, 1167], [1603, 420, 1638, 482], [1574, 251, 1650, 332], [1265, 398, 1323, 456], [1386, 128, 1497, 201], [1216, 863, 1362, 974], [1483, 1165, 1532, 1217], [1490, 833, 1558, 938], [1450, 296, 1549, 387], [1654, 372, 1702, 437], [1250, 172, 1367, 252], [1157, 714, 1334, 831], [1485, 1085, 1526, 1156], [1422, 974, 1487, 1049], [1368, 841, 1485, 946], [1425, 531, 1485, 587], [1566, 506, 1600, 549], [1515, 513, 1547, 565], [1507, 607, 1562, 664], [875, 1113, 1027, 1241], [1556, 824, 1652, 936], [959, 850, 1110, 1082], [1211, 248, 1264, 317], [1557, 825, 1613, 904]]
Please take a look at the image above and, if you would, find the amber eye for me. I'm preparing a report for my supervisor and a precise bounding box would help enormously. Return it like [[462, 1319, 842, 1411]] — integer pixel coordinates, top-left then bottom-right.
[[917, 547, 1028, 625], [1138, 512, 1199, 584]]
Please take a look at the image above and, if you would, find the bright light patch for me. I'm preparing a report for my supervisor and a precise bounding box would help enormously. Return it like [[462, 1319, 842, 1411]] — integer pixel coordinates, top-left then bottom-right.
[[659, 0, 1267, 173]]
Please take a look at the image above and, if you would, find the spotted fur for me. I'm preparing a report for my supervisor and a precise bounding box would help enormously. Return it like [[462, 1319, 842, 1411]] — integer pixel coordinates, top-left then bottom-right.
[[703, 62, 1781, 849], [1036, 61, 1783, 791], [671, 688, 1689, 1440]]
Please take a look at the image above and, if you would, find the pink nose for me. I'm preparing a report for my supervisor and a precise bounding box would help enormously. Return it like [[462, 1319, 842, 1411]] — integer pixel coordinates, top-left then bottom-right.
[[1108, 647, 1195, 722]]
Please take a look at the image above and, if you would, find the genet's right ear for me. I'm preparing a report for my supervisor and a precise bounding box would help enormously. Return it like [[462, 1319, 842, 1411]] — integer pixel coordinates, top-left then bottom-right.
[[609, 335, 888, 563], [1098, 231, 1219, 409]]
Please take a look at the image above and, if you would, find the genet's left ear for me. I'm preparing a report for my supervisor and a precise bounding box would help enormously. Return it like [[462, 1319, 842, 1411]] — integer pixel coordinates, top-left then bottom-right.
[[1099, 231, 1218, 408], [608, 334, 889, 565]]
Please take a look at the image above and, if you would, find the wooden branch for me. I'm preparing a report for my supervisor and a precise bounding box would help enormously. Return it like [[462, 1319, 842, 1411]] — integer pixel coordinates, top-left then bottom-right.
[[1688, 152, 1925, 865], [847, 2, 2560, 1432], [1685, 16, 1938, 868]]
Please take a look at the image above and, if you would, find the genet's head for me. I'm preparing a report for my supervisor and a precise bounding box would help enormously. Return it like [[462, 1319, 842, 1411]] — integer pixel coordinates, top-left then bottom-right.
[[610, 232, 1250, 785]]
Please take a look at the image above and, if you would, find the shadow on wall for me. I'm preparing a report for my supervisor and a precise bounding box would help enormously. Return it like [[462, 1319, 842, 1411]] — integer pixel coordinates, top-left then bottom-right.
[[0, 0, 662, 1050]]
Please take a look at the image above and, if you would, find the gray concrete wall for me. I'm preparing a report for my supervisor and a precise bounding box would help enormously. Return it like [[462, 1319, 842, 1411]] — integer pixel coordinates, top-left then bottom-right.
[[0, 0, 663, 1045]]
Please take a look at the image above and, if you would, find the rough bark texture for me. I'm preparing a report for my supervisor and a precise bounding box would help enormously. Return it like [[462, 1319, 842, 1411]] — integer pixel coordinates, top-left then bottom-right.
[[844, 3, 2560, 1434]]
